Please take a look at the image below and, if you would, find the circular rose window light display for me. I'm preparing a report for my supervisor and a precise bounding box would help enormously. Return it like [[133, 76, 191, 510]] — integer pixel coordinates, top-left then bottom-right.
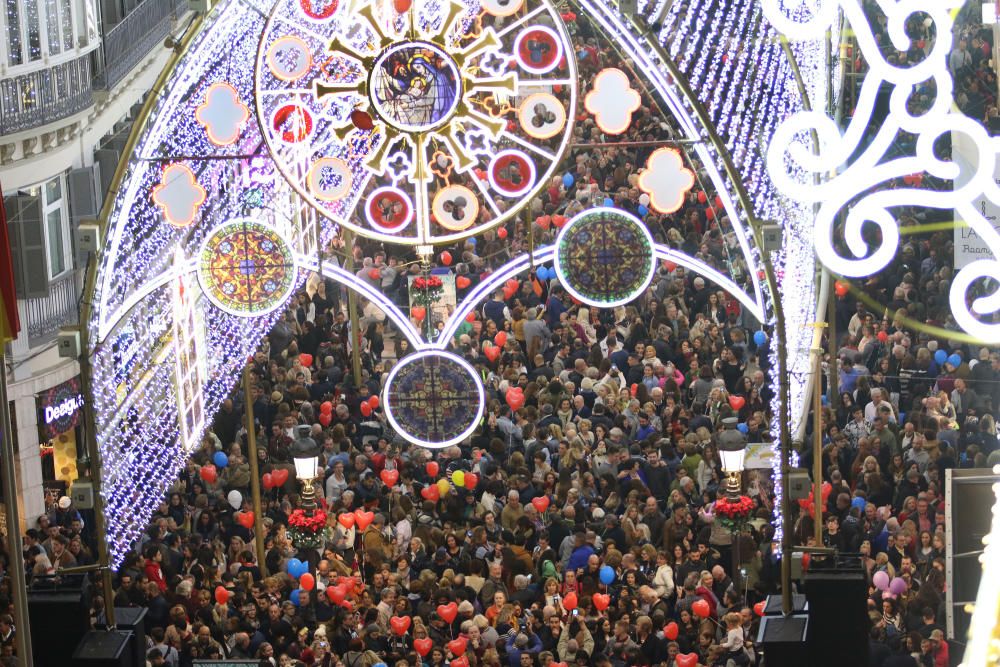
[[197, 218, 298, 317], [255, 0, 578, 245], [554, 207, 656, 308], [382, 351, 485, 449]]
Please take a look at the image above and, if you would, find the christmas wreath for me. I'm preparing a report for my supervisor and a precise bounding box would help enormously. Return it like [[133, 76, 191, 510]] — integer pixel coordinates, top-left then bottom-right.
[[714, 495, 754, 530], [288, 509, 330, 548]]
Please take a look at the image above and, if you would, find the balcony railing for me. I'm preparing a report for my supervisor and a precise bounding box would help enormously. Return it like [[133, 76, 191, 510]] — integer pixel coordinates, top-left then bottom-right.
[[92, 0, 185, 91], [0, 55, 94, 136], [19, 271, 80, 348]]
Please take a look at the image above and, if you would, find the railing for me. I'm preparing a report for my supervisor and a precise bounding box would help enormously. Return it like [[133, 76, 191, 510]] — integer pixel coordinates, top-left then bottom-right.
[[92, 0, 182, 91], [0, 55, 94, 136], [20, 271, 80, 348]]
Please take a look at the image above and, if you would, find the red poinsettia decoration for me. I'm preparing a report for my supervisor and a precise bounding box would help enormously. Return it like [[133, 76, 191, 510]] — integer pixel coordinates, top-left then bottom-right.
[[715, 495, 754, 519], [412, 276, 443, 290], [288, 509, 328, 534]]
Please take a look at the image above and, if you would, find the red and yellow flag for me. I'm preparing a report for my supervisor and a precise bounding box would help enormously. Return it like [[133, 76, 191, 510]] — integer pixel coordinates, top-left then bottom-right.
[[0, 184, 21, 343]]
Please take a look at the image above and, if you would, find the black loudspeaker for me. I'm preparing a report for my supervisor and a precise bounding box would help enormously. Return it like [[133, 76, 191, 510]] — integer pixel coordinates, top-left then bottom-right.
[[758, 614, 809, 665], [804, 571, 869, 667], [27, 586, 90, 665], [113, 607, 147, 667], [762, 593, 808, 615], [948, 472, 996, 647], [72, 629, 133, 667]]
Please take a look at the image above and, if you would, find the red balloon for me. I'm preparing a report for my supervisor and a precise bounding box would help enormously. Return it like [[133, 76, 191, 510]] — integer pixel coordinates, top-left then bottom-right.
[[447, 637, 468, 656], [319, 412, 332, 427], [531, 496, 550, 513], [354, 509, 374, 531], [237, 511, 255, 529], [368, 396, 379, 409], [338, 513, 356, 529], [262, 473, 273, 490], [592, 593, 610, 610], [552, 214, 568, 228], [327, 584, 348, 604], [414, 638, 433, 656], [441, 251, 453, 266], [663, 260, 678, 272], [664, 621, 679, 640], [495, 332, 508, 347], [692, 599, 711, 618], [465, 311, 476, 323], [360, 401, 372, 417], [421, 485, 440, 502], [450, 657, 469, 667], [321, 401, 334, 414], [271, 468, 289, 487], [484, 344, 500, 362], [437, 602, 458, 624], [214, 585, 229, 606], [562, 591, 578, 611], [676, 653, 699, 667], [754, 601, 766, 617], [456, 276, 471, 289], [506, 389, 525, 411], [299, 353, 313, 367], [200, 465, 217, 484], [834, 280, 849, 297], [705, 207, 716, 220], [380, 469, 399, 487], [426, 462, 440, 477], [390, 616, 411, 636], [300, 573, 315, 591], [728, 395, 746, 410], [411, 306, 426, 321], [536, 215, 551, 230], [463, 472, 478, 489], [368, 268, 381, 280], [877, 331, 888, 342], [697, 191, 707, 204], [714, 195, 723, 209], [630, 383, 638, 397], [497, 227, 508, 239], [802, 552, 811, 571]]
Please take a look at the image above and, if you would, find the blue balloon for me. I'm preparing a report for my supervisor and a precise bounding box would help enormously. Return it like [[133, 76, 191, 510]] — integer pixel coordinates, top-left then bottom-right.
[[637, 205, 649, 216], [213, 451, 228, 468], [563, 172, 575, 188], [538, 267, 549, 280], [599, 565, 616, 585], [947, 353, 961, 367], [736, 423, 749, 434], [851, 497, 867, 511], [286, 558, 302, 578], [603, 198, 614, 207], [373, 663, 388, 667], [468, 237, 476, 245], [934, 349, 947, 365], [753, 331, 767, 346], [821, 395, 829, 406], [289, 589, 300, 606]]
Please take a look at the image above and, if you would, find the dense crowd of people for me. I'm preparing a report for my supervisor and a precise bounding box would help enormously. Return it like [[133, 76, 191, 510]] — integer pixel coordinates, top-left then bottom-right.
[[1, 5, 997, 667]]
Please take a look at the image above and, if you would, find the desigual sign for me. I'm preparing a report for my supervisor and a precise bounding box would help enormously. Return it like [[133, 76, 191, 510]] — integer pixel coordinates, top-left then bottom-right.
[[38, 377, 84, 440]]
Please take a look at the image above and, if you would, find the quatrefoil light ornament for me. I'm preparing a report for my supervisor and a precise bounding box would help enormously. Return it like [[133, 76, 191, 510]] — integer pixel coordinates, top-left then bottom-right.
[[195, 82, 250, 146], [152, 163, 207, 228], [585, 68, 641, 135], [638, 148, 696, 214]]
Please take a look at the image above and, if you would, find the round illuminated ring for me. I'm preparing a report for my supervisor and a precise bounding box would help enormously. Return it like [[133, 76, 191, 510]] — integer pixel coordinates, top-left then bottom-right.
[[432, 185, 480, 231], [365, 186, 414, 234], [488, 149, 536, 198], [518, 92, 567, 140], [266, 35, 312, 81], [298, 0, 341, 21], [554, 207, 657, 309], [271, 103, 313, 144], [368, 41, 463, 134], [307, 158, 352, 201], [481, 0, 524, 17], [513, 25, 564, 75], [382, 350, 485, 450]]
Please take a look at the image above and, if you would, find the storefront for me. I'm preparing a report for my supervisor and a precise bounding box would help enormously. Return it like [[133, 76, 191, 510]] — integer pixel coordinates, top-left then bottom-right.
[[36, 376, 84, 501]]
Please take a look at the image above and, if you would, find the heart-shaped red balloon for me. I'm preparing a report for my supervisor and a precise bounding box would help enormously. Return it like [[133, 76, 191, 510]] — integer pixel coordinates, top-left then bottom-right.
[[326, 584, 348, 604], [692, 598, 710, 618], [337, 513, 356, 529], [447, 637, 467, 656], [237, 511, 254, 529], [754, 601, 766, 617], [390, 616, 411, 636], [437, 602, 458, 624], [531, 496, 550, 513], [484, 344, 500, 362], [354, 510, 374, 531], [592, 593, 610, 610], [464, 472, 478, 489], [663, 621, 679, 640], [199, 465, 217, 484], [456, 276, 471, 289], [421, 485, 440, 502], [562, 591, 577, 611], [392, 0, 412, 13], [450, 657, 469, 667], [551, 663, 568, 667], [261, 473, 273, 490], [214, 585, 229, 605], [380, 469, 399, 487], [411, 306, 426, 321], [426, 461, 439, 477], [676, 653, 698, 667], [729, 395, 746, 410], [494, 332, 508, 347], [413, 638, 433, 656], [271, 469, 289, 487]]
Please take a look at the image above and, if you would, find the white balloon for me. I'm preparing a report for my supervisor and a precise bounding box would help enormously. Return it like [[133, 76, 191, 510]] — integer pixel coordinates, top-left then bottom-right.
[[969, 359, 978, 369], [228, 490, 243, 510], [639, 193, 650, 206]]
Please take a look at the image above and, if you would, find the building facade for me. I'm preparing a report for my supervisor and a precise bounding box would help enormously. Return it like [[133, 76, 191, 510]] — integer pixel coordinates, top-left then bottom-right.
[[1, 0, 191, 530]]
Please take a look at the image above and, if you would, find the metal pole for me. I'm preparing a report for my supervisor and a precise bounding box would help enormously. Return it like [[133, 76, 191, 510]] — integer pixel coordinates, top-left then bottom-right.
[[828, 278, 839, 411], [0, 359, 32, 665], [242, 365, 267, 576], [342, 230, 363, 386], [812, 346, 824, 549]]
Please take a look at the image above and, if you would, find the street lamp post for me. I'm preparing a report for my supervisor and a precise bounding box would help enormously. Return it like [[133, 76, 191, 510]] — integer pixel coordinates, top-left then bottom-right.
[[290, 426, 320, 512], [718, 417, 748, 591]]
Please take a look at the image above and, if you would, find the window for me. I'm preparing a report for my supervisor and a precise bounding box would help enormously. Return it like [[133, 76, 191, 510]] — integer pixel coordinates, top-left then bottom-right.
[[45, 0, 60, 55], [42, 176, 70, 279], [5, 0, 23, 66]]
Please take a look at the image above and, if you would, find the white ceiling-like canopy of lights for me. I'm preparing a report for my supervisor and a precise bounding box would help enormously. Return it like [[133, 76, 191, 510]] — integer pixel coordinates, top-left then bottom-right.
[[87, 0, 846, 567]]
